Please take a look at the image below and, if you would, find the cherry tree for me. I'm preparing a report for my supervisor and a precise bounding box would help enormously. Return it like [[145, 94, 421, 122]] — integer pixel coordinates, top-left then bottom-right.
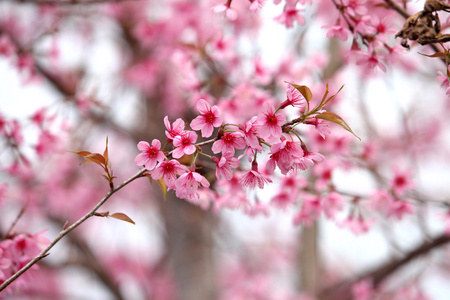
[[1, 0, 450, 299]]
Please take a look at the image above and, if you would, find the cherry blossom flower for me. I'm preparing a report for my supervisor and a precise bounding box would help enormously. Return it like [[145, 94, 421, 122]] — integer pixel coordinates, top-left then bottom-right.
[[239, 161, 272, 189], [249, 0, 265, 11], [164, 116, 186, 142], [436, 70, 450, 95], [266, 137, 303, 175], [279, 83, 307, 110], [322, 191, 345, 219], [271, 191, 297, 210], [212, 132, 246, 155], [36, 130, 58, 158], [390, 167, 414, 195], [239, 116, 262, 151], [172, 131, 198, 159], [253, 57, 273, 85], [323, 22, 351, 41], [342, 0, 368, 17], [135, 140, 165, 170], [190, 99, 223, 138], [0, 248, 11, 281], [151, 159, 189, 188], [257, 104, 286, 141], [339, 216, 372, 234], [291, 145, 324, 172], [351, 279, 373, 300], [355, 48, 386, 72], [212, 153, 240, 180], [0, 34, 16, 57], [293, 194, 322, 226], [274, 4, 305, 28], [174, 169, 210, 201], [213, 3, 238, 21]]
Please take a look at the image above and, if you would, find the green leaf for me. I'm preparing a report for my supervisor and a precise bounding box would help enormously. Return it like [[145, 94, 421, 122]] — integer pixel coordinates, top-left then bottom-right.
[[110, 212, 135, 225], [285, 81, 313, 103], [315, 112, 361, 141]]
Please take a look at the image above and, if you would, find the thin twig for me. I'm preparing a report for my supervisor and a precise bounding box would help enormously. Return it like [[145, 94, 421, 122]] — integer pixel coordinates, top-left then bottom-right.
[[0, 168, 147, 292]]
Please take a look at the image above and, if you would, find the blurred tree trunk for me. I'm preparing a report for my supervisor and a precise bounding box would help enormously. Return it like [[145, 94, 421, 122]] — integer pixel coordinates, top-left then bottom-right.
[[158, 196, 217, 300], [298, 222, 320, 298]]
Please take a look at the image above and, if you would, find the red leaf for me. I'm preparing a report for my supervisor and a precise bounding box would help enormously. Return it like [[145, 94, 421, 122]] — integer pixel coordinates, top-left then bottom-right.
[[418, 52, 446, 58], [110, 212, 136, 225]]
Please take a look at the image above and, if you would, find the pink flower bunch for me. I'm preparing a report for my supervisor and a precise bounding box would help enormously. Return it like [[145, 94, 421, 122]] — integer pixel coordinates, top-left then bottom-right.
[[134, 83, 345, 211], [0, 232, 49, 287]]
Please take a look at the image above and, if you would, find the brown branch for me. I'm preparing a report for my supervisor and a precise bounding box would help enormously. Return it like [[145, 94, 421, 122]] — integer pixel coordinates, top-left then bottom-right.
[[320, 233, 450, 300], [0, 168, 147, 292]]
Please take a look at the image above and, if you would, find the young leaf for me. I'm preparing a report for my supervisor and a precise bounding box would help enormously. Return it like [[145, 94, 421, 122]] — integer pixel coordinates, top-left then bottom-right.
[[73, 151, 92, 157], [110, 212, 136, 225], [103, 137, 109, 164], [418, 52, 446, 58], [315, 112, 361, 140], [157, 177, 167, 201], [285, 81, 313, 103], [84, 153, 106, 166]]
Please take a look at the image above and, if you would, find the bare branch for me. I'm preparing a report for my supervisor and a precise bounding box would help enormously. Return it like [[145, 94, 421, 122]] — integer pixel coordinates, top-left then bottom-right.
[[320, 233, 450, 300], [0, 168, 147, 292]]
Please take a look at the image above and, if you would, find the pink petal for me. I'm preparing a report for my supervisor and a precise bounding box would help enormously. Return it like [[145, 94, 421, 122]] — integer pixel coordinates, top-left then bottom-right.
[[196, 99, 210, 114], [137, 141, 150, 151]]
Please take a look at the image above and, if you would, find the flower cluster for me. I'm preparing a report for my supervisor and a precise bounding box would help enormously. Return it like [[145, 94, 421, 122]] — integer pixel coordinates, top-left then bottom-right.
[[135, 83, 355, 215], [0, 233, 49, 288]]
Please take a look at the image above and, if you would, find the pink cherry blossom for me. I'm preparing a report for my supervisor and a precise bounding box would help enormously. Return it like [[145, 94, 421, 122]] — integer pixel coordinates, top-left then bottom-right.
[[351, 279, 373, 300], [135, 140, 165, 170], [212, 153, 240, 180], [212, 132, 246, 155], [151, 159, 189, 188], [271, 192, 297, 210], [323, 22, 351, 41], [256, 105, 286, 141], [164, 116, 186, 142], [274, 5, 305, 28], [291, 145, 324, 172], [322, 191, 345, 219], [172, 131, 198, 159], [355, 48, 386, 72], [239, 161, 272, 189], [279, 83, 307, 110], [342, 0, 368, 17], [239, 116, 262, 151], [174, 169, 210, 201], [212, 3, 238, 21], [190, 99, 223, 138], [292, 194, 322, 226], [390, 167, 415, 196], [339, 216, 372, 234], [267, 138, 304, 175], [249, 0, 265, 11], [0, 34, 16, 57]]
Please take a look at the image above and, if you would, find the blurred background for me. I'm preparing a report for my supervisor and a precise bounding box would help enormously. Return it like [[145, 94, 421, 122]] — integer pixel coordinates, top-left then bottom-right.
[[2, 0, 450, 299]]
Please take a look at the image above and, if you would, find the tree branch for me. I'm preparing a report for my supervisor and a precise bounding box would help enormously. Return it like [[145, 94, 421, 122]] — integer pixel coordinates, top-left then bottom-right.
[[320, 233, 450, 300], [0, 168, 147, 292]]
